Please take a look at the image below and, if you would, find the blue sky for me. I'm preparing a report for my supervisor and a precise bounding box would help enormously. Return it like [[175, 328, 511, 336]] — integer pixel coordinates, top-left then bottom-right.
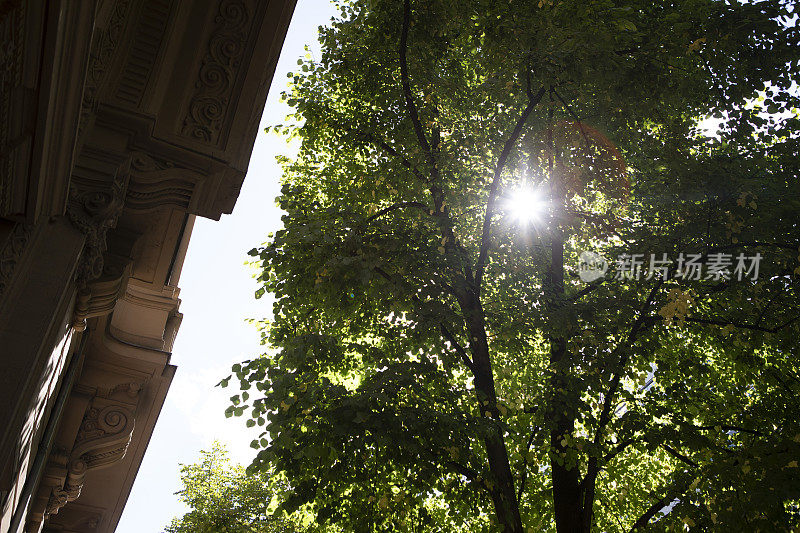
[[117, 1, 339, 530]]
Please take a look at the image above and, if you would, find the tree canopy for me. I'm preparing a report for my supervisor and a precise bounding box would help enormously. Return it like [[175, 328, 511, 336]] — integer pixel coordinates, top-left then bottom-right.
[[223, 0, 800, 531], [164, 442, 297, 533]]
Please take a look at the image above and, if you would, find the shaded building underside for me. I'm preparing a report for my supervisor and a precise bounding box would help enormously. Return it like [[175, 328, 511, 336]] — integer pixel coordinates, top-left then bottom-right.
[[0, 1, 296, 531]]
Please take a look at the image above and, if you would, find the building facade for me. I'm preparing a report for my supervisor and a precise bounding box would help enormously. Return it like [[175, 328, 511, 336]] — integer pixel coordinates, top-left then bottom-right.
[[0, 1, 296, 531]]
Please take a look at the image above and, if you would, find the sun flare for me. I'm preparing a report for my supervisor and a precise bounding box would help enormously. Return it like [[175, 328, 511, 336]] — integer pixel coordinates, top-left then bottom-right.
[[505, 187, 548, 224]]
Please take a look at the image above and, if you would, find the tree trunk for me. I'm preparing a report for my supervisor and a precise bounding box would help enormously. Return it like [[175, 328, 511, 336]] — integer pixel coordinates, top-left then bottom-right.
[[542, 94, 589, 532], [463, 290, 524, 533], [547, 235, 586, 533]]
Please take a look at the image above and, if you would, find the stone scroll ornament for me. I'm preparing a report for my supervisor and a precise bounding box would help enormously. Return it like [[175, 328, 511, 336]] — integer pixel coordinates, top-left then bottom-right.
[[44, 387, 139, 520], [181, 0, 255, 144]]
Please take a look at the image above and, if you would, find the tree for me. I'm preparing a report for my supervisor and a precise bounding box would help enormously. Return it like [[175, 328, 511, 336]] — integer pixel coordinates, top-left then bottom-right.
[[165, 442, 296, 533], [223, 0, 800, 531]]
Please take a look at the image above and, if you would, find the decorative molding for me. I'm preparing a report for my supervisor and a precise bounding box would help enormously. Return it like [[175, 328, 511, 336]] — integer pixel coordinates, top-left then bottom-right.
[[77, 0, 132, 142], [127, 152, 196, 211], [0, 0, 24, 147], [114, 0, 172, 107], [67, 153, 130, 284], [127, 178, 195, 210], [44, 394, 139, 520], [46, 459, 86, 519], [72, 404, 135, 463], [181, 0, 256, 144], [72, 253, 131, 332], [102, 382, 142, 401], [0, 0, 26, 215], [0, 221, 33, 299], [44, 504, 103, 532], [130, 151, 174, 173], [70, 211, 137, 330]]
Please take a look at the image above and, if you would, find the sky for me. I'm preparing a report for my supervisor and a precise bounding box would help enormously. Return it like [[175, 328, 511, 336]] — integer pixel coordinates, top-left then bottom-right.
[[117, 1, 340, 530]]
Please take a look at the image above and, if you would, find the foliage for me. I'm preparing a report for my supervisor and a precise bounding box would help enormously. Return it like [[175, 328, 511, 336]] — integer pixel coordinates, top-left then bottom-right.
[[224, 0, 800, 531], [164, 442, 297, 533]]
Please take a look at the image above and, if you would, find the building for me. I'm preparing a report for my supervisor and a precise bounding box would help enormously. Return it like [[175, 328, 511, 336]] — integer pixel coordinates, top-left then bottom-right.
[[0, 1, 296, 531]]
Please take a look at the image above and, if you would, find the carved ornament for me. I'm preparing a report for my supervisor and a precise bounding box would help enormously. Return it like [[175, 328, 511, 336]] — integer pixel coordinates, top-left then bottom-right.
[[72, 252, 131, 332], [0, 0, 26, 215], [77, 0, 132, 142], [67, 161, 129, 285], [127, 151, 196, 211], [181, 0, 255, 144], [44, 392, 139, 520], [0, 221, 32, 299]]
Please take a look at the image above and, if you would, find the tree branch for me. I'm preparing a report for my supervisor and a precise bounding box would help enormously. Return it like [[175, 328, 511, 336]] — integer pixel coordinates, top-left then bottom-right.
[[565, 208, 632, 246], [516, 431, 538, 503], [602, 438, 637, 465], [397, 5, 477, 285], [629, 481, 688, 532], [446, 460, 479, 482], [551, 88, 592, 150], [399, 0, 437, 179], [440, 324, 475, 372], [594, 280, 663, 446], [661, 444, 698, 468], [475, 83, 547, 290], [567, 278, 606, 302], [373, 267, 472, 370], [582, 281, 663, 510], [367, 133, 429, 184]]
